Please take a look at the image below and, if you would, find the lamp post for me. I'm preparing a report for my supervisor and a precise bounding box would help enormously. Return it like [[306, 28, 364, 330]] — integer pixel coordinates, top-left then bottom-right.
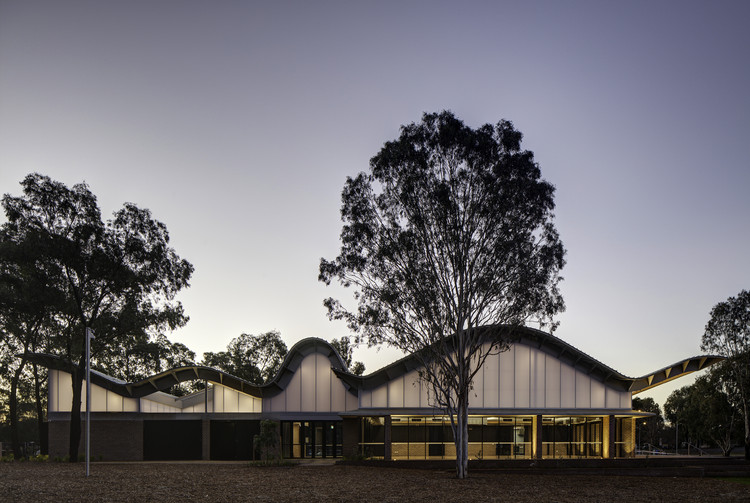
[[85, 327, 95, 477]]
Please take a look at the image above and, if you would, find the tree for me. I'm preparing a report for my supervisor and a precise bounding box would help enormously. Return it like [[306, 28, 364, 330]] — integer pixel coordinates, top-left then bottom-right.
[[330, 336, 365, 376], [319, 111, 565, 478], [632, 397, 665, 449], [701, 290, 750, 460], [664, 369, 740, 456], [1, 173, 193, 461], [97, 333, 197, 395], [202, 331, 287, 385]]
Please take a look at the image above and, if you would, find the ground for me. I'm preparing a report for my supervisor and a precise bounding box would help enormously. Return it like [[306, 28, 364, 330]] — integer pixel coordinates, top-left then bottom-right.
[[1, 462, 750, 502]]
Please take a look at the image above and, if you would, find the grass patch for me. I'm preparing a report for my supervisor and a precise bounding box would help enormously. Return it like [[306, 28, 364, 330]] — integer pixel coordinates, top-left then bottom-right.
[[719, 477, 750, 485]]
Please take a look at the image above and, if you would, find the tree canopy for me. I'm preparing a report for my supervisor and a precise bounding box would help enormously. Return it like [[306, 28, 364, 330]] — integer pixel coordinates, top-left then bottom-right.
[[701, 289, 750, 459], [1, 173, 193, 460], [203, 331, 287, 385], [320, 111, 565, 478], [330, 336, 365, 376], [664, 367, 741, 456]]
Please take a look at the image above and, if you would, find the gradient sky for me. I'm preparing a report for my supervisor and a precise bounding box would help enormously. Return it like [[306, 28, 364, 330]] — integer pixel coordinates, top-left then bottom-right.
[[1, 1, 748, 409]]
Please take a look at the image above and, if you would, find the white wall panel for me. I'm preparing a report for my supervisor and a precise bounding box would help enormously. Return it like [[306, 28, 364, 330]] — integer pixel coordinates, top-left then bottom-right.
[[360, 389, 372, 408], [498, 347, 515, 407], [403, 371, 420, 407], [388, 376, 404, 408], [482, 353, 499, 408], [106, 391, 123, 412], [300, 354, 316, 411], [58, 371, 73, 412], [545, 356, 561, 408], [214, 384, 224, 412], [591, 379, 606, 408], [514, 345, 530, 408], [345, 388, 358, 411], [123, 396, 139, 412], [285, 366, 301, 411], [331, 375, 346, 412], [315, 353, 331, 411], [532, 349, 546, 408], [560, 363, 575, 407], [372, 383, 387, 408], [575, 371, 591, 408]]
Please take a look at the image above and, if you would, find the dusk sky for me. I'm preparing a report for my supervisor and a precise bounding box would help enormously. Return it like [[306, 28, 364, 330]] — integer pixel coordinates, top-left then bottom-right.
[[1, 1, 748, 408]]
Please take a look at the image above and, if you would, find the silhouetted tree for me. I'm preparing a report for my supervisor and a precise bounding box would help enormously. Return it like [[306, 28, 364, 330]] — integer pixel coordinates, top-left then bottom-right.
[[701, 290, 750, 460], [320, 111, 565, 478], [665, 368, 740, 456], [1, 173, 193, 461], [631, 397, 665, 449], [330, 337, 365, 376], [203, 331, 287, 385]]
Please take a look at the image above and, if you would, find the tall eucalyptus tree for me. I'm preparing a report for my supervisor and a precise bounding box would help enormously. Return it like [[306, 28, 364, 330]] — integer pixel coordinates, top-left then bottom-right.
[[320, 111, 565, 478]]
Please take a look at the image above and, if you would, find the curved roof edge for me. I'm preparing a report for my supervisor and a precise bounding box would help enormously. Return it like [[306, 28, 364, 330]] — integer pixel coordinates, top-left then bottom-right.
[[629, 355, 725, 394], [25, 327, 725, 400], [25, 337, 352, 400], [333, 325, 725, 394]]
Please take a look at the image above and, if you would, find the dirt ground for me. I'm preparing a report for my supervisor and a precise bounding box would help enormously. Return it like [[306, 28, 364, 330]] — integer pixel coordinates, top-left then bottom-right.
[[2, 462, 750, 503]]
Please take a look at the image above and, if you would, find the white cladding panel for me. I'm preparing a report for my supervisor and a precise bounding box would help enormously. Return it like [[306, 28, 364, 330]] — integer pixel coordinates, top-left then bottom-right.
[[49, 369, 139, 413], [514, 345, 530, 407], [403, 370, 421, 406], [212, 384, 261, 413], [388, 376, 404, 408], [300, 354, 316, 411], [532, 350, 546, 408], [316, 353, 331, 411], [140, 398, 182, 413], [360, 342, 634, 411], [545, 356, 561, 408], [483, 353, 499, 408], [560, 363, 576, 407], [498, 349, 515, 408], [591, 379, 606, 408], [263, 351, 355, 413]]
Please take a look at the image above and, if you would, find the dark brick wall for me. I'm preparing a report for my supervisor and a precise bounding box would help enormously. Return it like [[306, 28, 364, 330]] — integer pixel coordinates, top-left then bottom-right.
[[48, 419, 144, 461], [342, 417, 360, 458]]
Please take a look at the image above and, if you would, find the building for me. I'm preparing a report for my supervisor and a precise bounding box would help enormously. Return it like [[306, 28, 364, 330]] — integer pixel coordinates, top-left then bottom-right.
[[32, 326, 721, 461]]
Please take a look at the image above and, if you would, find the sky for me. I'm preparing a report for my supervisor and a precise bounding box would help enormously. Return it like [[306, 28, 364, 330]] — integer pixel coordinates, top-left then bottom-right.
[[1, 0, 748, 410]]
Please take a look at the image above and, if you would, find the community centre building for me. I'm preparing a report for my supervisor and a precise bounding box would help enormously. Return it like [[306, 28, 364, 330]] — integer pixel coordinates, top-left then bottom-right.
[[32, 326, 721, 461]]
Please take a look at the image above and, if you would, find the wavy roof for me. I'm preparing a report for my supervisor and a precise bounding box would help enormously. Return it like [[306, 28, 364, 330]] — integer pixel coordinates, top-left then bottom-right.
[[26, 326, 723, 400]]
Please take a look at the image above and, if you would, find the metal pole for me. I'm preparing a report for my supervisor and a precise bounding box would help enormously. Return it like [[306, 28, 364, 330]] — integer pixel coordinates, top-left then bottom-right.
[[85, 328, 95, 477], [675, 422, 678, 456]]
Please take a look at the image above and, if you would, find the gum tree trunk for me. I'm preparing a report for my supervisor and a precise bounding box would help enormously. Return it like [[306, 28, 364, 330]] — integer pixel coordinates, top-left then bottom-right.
[[9, 359, 26, 459], [455, 397, 469, 479], [68, 365, 84, 462]]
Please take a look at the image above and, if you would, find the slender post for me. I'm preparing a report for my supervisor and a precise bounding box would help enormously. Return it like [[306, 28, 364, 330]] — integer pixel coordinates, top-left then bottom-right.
[[675, 421, 678, 455], [85, 327, 95, 477]]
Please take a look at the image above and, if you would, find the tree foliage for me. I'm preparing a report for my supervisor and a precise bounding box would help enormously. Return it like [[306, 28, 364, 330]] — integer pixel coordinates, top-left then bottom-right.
[[330, 336, 365, 376], [631, 396, 664, 449], [203, 331, 287, 385], [664, 366, 741, 456], [0, 173, 193, 460], [319, 111, 565, 478], [701, 290, 750, 460]]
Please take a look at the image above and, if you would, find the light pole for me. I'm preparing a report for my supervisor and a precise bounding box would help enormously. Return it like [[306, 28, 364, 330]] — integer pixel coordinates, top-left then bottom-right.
[[85, 327, 95, 477]]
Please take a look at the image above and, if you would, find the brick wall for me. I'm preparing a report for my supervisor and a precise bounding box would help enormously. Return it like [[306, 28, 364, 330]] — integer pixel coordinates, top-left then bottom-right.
[[48, 418, 144, 461]]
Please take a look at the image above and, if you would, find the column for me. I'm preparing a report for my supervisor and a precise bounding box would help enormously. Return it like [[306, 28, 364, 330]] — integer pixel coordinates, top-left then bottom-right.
[[384, 415, 392, 460], [201, 418, 210, 460], [534, 414, 543, 459]]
